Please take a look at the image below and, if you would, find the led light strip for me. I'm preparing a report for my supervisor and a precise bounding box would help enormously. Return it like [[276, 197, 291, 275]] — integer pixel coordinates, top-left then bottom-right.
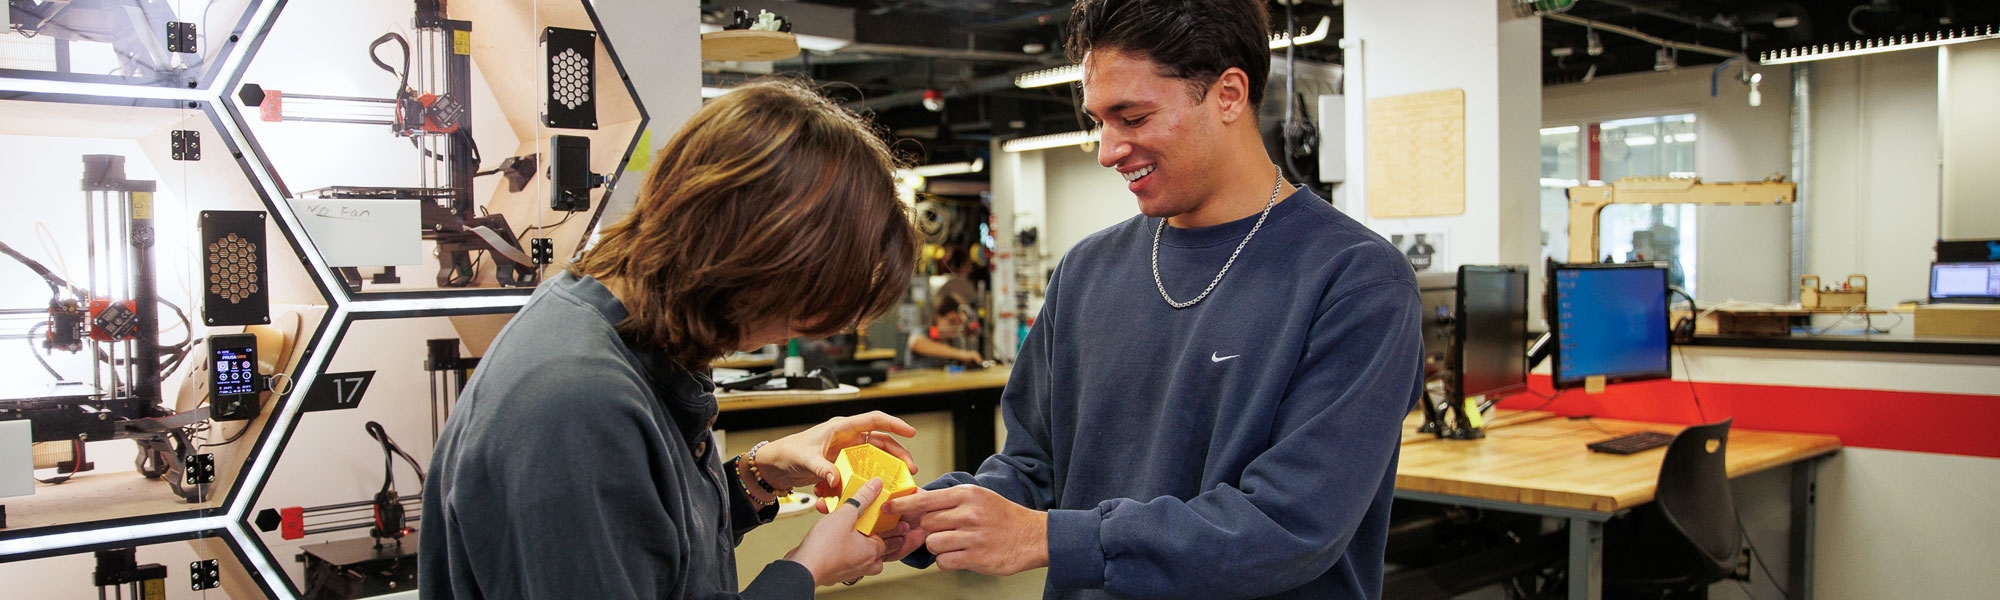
[[1761, 25, 2000, 65], [1001, 129, 1100, 153], [1014, 16, 1333, 89]]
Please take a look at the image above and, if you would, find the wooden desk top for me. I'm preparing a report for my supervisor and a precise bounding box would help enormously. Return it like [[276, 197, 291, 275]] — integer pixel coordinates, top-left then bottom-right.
[[1396, 415, 1841, 513], [1400, 408, 1558, 444], [716, 366, 1011, 412]]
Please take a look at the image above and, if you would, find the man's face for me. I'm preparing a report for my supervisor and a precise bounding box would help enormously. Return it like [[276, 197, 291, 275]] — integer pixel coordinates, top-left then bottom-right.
[[1082, 49, 1224, 220]]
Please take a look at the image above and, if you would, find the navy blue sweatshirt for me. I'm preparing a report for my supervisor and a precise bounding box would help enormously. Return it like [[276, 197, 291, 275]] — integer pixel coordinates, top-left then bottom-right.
[[909, 188, 1423, 599]]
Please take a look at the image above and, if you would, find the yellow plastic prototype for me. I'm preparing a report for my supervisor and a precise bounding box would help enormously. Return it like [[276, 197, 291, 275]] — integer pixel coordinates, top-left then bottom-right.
[[819, 443, 919, 535]]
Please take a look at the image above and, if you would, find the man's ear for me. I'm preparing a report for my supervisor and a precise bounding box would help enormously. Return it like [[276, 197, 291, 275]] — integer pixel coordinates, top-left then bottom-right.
[[1213, 67, 1252, 124]]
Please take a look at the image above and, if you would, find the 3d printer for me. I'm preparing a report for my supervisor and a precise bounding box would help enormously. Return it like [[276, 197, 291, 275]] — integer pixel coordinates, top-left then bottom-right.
[[234, 0, 604, 293]]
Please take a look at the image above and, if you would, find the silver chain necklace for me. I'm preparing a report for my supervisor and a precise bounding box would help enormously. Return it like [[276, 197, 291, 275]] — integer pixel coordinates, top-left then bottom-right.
[[1151, 165, 1284, 309]]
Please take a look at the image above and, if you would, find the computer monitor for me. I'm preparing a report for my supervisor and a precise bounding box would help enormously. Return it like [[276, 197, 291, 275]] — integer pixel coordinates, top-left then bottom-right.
[[1416, 271, 1459, 379], [1454, 266, 1529, 401], [1929, 262, 2000, 302], [1549, 263, 1672, 389]]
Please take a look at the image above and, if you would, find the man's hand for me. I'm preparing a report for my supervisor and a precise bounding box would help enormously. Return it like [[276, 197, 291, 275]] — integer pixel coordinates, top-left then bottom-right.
[[882, 484, 1047, 576], [877, 520, 930, 563]]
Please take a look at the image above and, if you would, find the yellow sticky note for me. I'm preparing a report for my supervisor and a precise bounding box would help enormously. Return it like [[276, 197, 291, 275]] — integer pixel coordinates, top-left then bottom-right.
[[1585, 375, 1607, 394], [453, 30, 471, 55], [626, 128, 653, 173], [131, 192, 153, 219], [1463, 396, 1485, 429], [819, 444, 918, 535]]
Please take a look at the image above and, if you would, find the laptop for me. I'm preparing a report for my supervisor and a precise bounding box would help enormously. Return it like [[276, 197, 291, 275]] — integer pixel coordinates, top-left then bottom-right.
[[1929, 262, 2000, 304]]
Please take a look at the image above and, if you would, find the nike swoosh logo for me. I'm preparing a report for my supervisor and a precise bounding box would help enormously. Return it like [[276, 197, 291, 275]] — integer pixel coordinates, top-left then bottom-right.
[[1211, 352, 1240, 363]]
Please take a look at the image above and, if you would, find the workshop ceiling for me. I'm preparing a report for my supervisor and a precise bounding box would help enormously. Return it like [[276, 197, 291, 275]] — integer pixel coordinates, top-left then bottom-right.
[[701, 1, 1999, 157]]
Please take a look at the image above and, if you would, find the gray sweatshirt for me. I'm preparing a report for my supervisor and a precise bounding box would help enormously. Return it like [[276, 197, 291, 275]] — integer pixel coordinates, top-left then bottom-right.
[[421, 272, 811, 599]]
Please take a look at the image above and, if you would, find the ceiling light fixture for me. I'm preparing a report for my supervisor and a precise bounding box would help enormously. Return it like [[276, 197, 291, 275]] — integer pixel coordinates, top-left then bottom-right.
[[1001, 129, 1101, 153], [1654, 47, 1678, 71], [1270, 16, 1332, 49], [899, 158, 986, 178], [1014, 65, 1082, 89], [1586, 28, 1603, 56], [1760, 25, 2000, 65]]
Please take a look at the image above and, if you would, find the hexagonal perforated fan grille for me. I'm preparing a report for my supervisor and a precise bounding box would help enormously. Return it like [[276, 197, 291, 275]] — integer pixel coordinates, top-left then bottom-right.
[[552, 48, 590, 110], [207, 233, 261, 303]]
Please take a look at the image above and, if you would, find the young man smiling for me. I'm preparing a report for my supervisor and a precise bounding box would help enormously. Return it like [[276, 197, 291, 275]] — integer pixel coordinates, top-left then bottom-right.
[[882, 1, 1424, 598]]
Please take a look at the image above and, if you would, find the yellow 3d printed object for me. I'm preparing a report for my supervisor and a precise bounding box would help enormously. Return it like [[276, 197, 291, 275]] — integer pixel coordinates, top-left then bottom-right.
[[820, 443, 918, 535]]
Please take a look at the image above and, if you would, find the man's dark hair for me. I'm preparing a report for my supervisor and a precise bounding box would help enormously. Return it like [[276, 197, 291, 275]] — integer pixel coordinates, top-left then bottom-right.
[[1067, 0, 1272, 109]]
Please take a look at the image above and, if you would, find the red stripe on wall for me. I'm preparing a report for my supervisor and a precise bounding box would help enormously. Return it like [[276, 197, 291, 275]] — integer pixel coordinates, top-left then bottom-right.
[[1495, 375, 2000, 459]]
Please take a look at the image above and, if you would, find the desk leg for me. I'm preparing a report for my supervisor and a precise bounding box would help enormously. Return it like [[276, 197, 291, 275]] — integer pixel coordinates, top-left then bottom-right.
[[951, 390, 999, 473], [1789, 459, 1820, 600], [1568, 517, 1603, 600]]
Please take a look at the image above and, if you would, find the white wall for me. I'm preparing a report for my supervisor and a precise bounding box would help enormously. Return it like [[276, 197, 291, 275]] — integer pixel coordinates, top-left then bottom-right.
[[1343, 0, 1541, 275], [592, 0, 703, 228], [1806, 50, 1941, 308], [1676, 346, 2000, 600], [1940, 39, 2000, 240], [1543, 67, 1797, 304], [1042, 145, 1138, 257]]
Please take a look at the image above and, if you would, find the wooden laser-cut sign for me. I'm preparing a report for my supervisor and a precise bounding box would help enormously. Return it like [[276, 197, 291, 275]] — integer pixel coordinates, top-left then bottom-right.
[[1367, 89, 1466, 219]]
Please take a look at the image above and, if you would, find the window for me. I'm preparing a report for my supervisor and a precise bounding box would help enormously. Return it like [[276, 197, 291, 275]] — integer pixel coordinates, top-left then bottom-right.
[[1540, 114, 1700, 297]]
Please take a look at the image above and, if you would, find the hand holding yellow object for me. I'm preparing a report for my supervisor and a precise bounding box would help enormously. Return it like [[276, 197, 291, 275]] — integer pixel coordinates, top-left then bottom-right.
[[819, 443, 920, 535]]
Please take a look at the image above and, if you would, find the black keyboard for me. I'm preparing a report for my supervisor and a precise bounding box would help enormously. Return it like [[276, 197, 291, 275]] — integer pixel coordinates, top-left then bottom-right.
[[1586, 431, 1675, 455]]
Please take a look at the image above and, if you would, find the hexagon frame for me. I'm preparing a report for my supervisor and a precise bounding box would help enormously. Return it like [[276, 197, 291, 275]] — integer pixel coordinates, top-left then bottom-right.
[[214, 0, 650, 597], [3, 0, 649, 596], [0, 0, 269, 93], [217, 0, 651, 305], [0, 89, 334, 576]]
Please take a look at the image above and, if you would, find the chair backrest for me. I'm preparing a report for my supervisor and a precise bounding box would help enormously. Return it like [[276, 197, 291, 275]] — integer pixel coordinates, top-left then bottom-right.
[[1654, 418, 1742, 584]]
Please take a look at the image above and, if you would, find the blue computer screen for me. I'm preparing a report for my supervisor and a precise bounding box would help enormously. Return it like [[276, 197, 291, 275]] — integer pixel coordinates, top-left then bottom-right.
[[1552, 265, 1670, 387]]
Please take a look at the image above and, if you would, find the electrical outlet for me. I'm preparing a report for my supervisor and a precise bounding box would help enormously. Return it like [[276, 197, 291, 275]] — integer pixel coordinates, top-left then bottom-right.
[[1731, 547, 1754, 581]]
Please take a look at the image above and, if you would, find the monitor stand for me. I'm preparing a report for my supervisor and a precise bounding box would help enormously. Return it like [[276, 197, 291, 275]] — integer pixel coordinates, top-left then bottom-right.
[[1419, 372, 1486, 440]]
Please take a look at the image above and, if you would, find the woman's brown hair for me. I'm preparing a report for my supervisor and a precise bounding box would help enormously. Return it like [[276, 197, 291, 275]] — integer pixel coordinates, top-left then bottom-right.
[[571, 79, 918, 367]]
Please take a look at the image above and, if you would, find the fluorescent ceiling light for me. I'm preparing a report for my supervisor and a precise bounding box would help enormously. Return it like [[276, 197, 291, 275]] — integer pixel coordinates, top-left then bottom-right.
[[1014, 65, 1082, 89], [1540, 178, 1581, 188], [1760, 25, 2000, 65], [1001, 129, 1100, 153], [1015, 15, 1333, 90], [1270, 16, 1332, 49], [1672, 133, 1696, 143], [900, 158, 985, 178], [1624, 135, 1657, 146], [1541, 125, 1580, 135]]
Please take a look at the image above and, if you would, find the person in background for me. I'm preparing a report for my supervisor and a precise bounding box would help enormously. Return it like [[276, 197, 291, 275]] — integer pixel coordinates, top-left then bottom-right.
[[880, 1, 1424, 598], [421, 79, 925, 599], [908, 293, 984, 366]]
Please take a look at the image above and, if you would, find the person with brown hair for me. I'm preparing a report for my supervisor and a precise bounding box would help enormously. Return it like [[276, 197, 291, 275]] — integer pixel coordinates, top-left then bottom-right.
[[420, 79, 924, 599]]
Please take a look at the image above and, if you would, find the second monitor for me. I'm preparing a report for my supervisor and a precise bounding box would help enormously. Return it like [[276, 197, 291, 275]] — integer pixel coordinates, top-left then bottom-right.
[[1548, 262, 1672, 390]]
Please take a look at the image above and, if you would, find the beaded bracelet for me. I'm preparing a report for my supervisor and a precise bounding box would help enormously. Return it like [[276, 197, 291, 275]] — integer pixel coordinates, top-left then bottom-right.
[[745, 441, 781, 495], [733, 455, 775, 508]]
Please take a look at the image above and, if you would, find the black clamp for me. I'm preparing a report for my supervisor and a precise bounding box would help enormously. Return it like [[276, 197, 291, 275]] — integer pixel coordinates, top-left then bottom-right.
[[183, 454, 216, 486], [529, 238, 554, 265], [167, 22, 197, 54], [170, 130, 200, 161], [189, 559, 220, 591]]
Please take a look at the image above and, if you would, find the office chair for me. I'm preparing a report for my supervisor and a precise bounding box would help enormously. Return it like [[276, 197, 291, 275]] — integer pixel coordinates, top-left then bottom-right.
[[1603, 419, 1741, 599]]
